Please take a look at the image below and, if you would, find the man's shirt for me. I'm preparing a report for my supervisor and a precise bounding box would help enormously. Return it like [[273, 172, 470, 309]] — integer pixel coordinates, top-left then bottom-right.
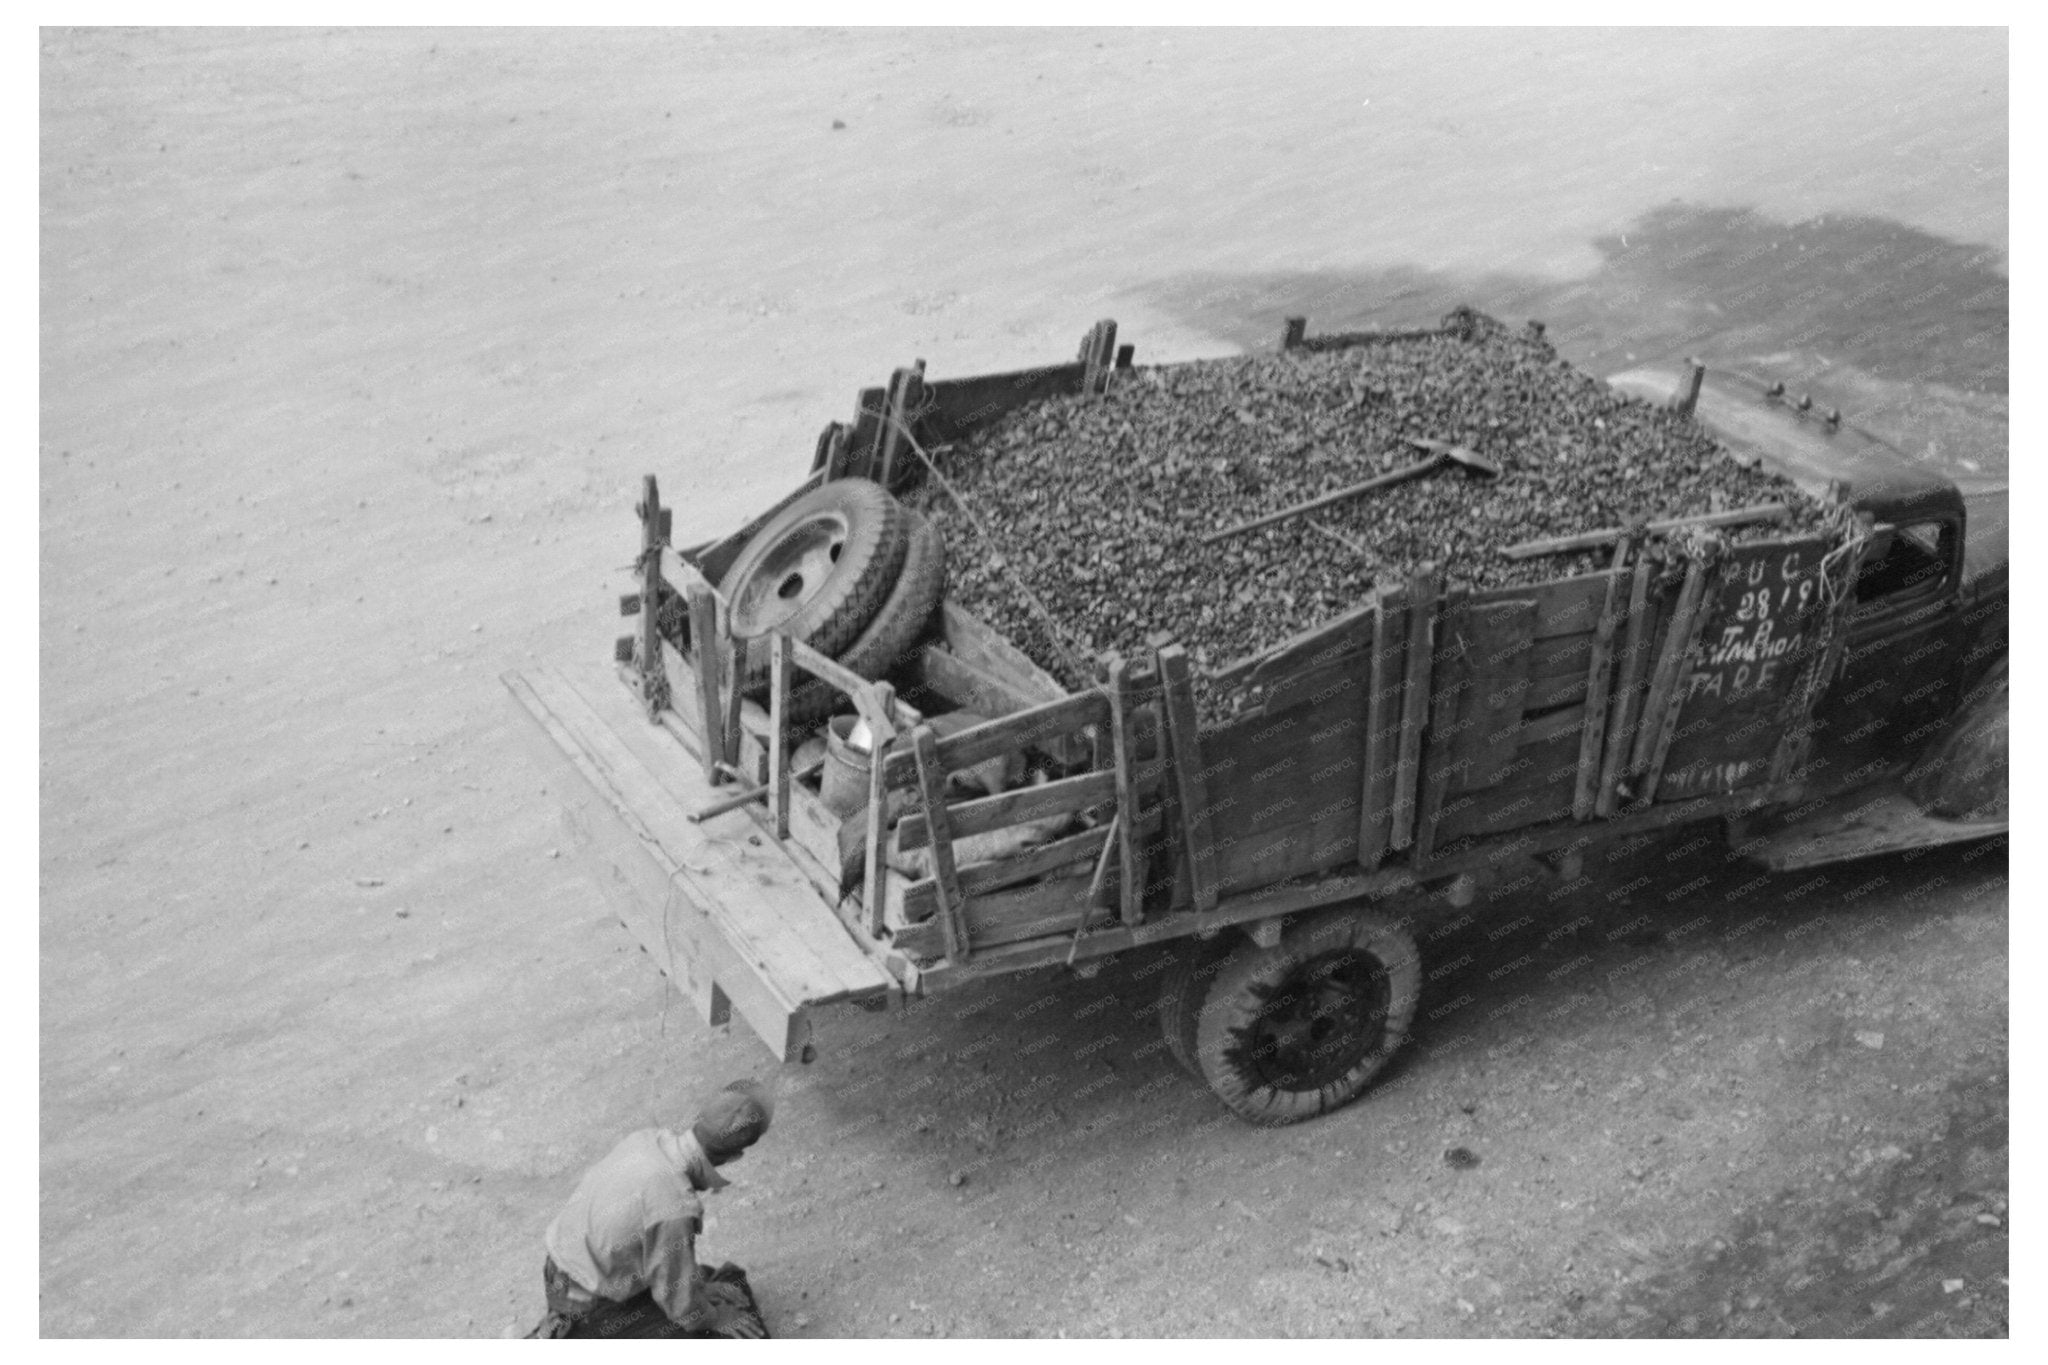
[[544, 1127, 729, 1323]]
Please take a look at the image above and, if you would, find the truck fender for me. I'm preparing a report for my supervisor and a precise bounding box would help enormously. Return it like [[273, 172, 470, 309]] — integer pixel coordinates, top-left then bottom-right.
[[1904, 657, 2006, 821]]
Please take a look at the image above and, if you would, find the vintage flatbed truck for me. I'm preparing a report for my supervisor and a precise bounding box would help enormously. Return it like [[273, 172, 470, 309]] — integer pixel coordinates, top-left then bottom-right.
[[504, 317, 2007, 1123]]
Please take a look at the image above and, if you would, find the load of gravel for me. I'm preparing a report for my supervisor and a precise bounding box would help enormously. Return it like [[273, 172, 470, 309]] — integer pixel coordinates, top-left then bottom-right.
[[909, 310, 1828, 717]]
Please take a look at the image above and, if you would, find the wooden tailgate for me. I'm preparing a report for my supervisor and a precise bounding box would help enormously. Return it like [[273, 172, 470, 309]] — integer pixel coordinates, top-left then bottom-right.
[[503, 658, 895, 1060]]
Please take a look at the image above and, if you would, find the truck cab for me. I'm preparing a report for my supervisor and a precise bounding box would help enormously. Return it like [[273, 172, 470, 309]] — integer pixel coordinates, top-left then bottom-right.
[[1608, 365, 2007, 862]]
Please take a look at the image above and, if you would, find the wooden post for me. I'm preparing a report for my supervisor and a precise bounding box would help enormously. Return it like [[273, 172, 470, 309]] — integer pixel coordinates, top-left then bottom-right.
[[1081, 319, 1118, 396], [1673, 358, 1706, 418], [1633, 555, 1716, 808], [1357, 583, 1405, 868], [1156, 644, 1219, 913], [1106, 656, 1146, 926], [861, 682, 898, 938], [1596, 552, 1661, 817], [636, 475, 670, 719], [684, 581, 723, 784], [1281, 316, 1308, 351], [721, 623, 747, 779], [875, 361, 925, 492], [1630, 555, 1712, 775], [1572, 538, 1634, 821], [1412, 592, 1476, 863], [909, 724, 969, 963], [768, 632, 793, 840], [1769, 525, 1871, 785], [1388, 568, 1440, 851]]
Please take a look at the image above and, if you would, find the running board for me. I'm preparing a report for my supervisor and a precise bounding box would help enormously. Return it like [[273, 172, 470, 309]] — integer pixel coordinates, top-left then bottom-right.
[[1740, 782, 2007, 872]]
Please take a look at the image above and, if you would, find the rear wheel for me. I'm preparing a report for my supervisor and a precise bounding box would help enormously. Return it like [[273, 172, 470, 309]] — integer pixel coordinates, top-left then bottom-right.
[[1156, 935, 1236, 1077], [1192, 909, 1420, 1124]]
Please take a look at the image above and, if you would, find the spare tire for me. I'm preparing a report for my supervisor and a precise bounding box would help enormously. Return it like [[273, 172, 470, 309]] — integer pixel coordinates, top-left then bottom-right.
[[779, 511, 948, 725], [719, 478, 910, 684]]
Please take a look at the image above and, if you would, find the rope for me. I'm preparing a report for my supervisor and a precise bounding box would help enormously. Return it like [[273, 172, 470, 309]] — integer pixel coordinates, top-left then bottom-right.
[[864, 405, 1097, 684]]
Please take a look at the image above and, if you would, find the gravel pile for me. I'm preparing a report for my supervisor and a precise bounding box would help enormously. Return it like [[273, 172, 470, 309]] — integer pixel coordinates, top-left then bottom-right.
[[910, 310, 1828, 718]]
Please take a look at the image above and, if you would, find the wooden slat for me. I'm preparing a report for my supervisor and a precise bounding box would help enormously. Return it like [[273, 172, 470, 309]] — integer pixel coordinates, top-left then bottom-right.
[[1516, 701, 1587, 749], [1570, 547, 1631, 825], [685, 583, 723, 786], [1357, 585, 1405, 868], [1527, 633, 1596, 678], [720, 627, 746, 777], [880, 690, 1111, 787], [767, 634, 792, 840], [637, 475, 668, 718], [1388, 569, 1441, 850], [788, 635, 873, 701], [909, 725, 969, 963], [899, 823, 1127, 922], [1451, 598, 1539, 790], [1596, 553, 1661, 818], [1412, 591, 1477, 861], [1158, 644, 1220, 913], [893, 872, 1099, 960], [936, 601, 1073, 703], [896, 769, 1116, 850], [1524, 670, 1589, 712], [1630, 556, 1713, 774], [1213, 599, 1380, 694], [861, 683, 898, 938], [1107, 656, 1146, 926], [1499, 504, 1790, 560], [1634, 557, 1718, 805], [1467, 571, 1610, 640], [915, 644, 1050, 719]]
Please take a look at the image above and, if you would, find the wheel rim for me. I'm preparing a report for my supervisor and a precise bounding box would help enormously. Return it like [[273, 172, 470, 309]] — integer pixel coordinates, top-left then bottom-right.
[[728, 512, 850, 636], [1229, 948, 1392, 1094]]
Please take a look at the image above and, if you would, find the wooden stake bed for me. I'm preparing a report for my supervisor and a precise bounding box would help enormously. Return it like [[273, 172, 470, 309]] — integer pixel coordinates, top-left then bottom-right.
[[510, 319, 2008, 1070]]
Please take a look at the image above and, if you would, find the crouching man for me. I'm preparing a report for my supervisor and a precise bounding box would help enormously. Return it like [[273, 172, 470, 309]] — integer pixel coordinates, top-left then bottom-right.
[[527, 1081, 773, 1339]]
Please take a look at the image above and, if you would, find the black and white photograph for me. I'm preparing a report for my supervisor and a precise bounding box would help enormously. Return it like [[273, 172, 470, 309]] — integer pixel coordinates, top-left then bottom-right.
[[39, 21, 2010, 1339]]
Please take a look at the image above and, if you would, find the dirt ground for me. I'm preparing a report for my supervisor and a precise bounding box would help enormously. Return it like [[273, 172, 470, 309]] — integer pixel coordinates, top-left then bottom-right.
[[39, 28, 2007, 1338]]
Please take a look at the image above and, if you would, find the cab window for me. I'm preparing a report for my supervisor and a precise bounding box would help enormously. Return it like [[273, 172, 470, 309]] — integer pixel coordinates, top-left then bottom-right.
[[1855, 519, 1955, 607]]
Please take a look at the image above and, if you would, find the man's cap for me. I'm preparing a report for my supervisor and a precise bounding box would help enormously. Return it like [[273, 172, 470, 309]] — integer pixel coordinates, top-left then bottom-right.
[[691, 1080, 773, 1161]]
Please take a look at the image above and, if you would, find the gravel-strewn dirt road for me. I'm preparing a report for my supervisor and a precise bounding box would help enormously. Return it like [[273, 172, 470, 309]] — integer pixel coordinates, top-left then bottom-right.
[[40, 28, 2005, 1337]]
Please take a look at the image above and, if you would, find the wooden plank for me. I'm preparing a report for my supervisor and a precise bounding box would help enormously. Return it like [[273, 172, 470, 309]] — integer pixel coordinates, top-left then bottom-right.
[[1499, 504, 1790, 560], [1527, 633, 1596, 678], [767, 634, 792, 840], [880, 690, 1111, 787], [637, 476, 669, 718], [918, 362, 1091, 443], [1451, 598, 1539, 790], [937, 601, 1071, 703], [1524, 670, 1589, 712], [896, 769, 1116, 850], [915, 644, 1049, 719], [788, 635, 872, 701], [861, 683, 898, 938], [685, 583, 723, 786], [909, 725, 969, 963], [504, 666, 892, 1055], [1107, 656, 1146, 926], [720, 626, 746, 777], [894, 872, 1099, 960], [1515, 701, 1587, 749], [1357, 585, 1405, 868], [1388, 569, 1441, 850], [1573, 562, 1623, 821], [1596, 553, 1662, 818], [1434, 769, 1579, 844], [1412, 592, 1480, 861], [1634, 557, 1718, 805], [1158, 644, 1221, 913], [1212, 599, 1378, 692], [1630, 556, 1713, 774], [1467, 571, 1610, 640], [899, 823, 1125, 921]]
